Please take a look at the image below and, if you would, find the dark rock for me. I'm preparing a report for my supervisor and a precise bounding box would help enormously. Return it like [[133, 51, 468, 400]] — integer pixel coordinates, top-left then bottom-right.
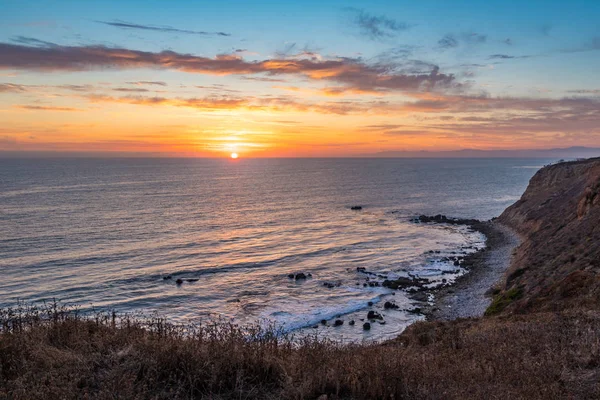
[[334, 319, 344, 326], [379, 320, 386, 325], [382, 276, 427, 290], [384, 301, 399, 310], [363, 322, 371, 330], [350, 206, 363, 210], [454, 260, 460, 266], [349, 320, 355, 326], [415, 214, 481, 225], [295, 273, 307, 280], [288, 273, 295, 279], [163, 275, 172, 280], [367, 310, 383, 320], [320, 319, 327, 325], [186, 279, 199, 283], [410, 292, 428, 302], [407, 308, 422, 314], [175, 278, 183, 285], [367, 301, 374, 306], [356, 267, 366, 273]]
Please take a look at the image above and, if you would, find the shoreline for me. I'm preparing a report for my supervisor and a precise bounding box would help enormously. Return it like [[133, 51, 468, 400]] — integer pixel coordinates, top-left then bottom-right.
[[421, 220, 521, 320]]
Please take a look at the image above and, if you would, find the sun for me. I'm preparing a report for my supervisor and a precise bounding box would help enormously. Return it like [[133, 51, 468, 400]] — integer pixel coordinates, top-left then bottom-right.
[[230, 152, 239, 159]]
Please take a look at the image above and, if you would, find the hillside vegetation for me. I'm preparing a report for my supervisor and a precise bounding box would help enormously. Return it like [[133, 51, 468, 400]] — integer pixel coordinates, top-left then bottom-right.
[[496, 157, 600, 314], [2, 158, 600, 399]]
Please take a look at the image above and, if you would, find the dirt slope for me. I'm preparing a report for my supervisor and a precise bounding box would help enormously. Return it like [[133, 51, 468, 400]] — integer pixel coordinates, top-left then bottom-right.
[[495, 157, 600, 314]]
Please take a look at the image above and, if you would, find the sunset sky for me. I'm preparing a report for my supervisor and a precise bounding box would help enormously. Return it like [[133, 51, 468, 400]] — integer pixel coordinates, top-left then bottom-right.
[[1, 0, 600, 157]]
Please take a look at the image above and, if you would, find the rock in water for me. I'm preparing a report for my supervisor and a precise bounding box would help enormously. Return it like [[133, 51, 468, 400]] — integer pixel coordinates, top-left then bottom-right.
[[334, 319, 344, 326], [350, 206, 363, 210], [384, 301, 399, 310], [367, 310, 383, 320], [363, 322, 371, 330]]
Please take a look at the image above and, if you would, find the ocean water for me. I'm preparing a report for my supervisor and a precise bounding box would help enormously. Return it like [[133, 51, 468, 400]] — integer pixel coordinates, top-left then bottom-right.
[[0, 158, 550, 342]]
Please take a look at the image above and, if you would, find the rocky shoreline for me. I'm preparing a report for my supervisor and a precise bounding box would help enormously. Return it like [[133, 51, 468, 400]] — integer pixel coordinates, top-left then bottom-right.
[[416, 218, 521, 320]]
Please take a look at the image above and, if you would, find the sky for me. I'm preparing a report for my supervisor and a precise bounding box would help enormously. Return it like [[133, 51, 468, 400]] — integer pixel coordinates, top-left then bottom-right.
[[1, 0, 600, 157]]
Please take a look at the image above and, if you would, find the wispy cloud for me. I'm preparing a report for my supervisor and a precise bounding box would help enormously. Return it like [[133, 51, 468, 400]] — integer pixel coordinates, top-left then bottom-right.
[[463, 32, 487, 45], [14, 105, 81, 111], [438, 32, 487, 50], [488, 54, 532, 60], [95, 20, 231, 37], [273, 43, 323, 60], [438, 34, 459, 49], [10, 36, 57, 47], [0, 42, 460, 94], [126, 81, 167, 86], [360, 94, 600, 146], [0, 83, 27, 92], [112, 87, 150, 93], [346, 8, 410, 40], [240, 76, 287, 83], [0, 82, 93, 93], [567, 89, 600, 95]]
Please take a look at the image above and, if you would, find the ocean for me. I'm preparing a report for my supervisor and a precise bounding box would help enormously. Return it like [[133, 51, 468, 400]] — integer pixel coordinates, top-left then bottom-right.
[[0, 158, 551, 342]]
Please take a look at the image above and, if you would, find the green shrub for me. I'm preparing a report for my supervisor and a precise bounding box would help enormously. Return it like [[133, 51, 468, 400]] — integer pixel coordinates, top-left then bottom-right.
[[485, 287, 523, 316]]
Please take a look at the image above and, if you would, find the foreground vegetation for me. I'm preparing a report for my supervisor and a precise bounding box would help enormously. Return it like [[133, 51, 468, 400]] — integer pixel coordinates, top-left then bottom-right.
[[1, 303, 599, 399]]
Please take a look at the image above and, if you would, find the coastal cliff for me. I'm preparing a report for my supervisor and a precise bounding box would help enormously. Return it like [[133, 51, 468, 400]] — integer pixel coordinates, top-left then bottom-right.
[[494, 157, 600, 314]]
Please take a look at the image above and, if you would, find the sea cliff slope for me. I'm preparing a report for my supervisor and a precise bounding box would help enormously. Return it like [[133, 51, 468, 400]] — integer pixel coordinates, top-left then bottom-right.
[[494, 157, 600, 314]]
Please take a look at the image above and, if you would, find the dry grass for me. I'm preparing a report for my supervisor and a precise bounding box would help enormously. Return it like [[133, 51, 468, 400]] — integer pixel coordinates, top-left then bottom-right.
[[1, 303, 599, 399]]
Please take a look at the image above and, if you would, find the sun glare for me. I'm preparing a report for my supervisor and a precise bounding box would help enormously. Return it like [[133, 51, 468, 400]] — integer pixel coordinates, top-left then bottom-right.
[[230, 152, 239, 159]]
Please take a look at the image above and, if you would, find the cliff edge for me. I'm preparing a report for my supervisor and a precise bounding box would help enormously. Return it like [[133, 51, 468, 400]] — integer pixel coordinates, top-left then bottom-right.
[[493, 157, 600, 314]]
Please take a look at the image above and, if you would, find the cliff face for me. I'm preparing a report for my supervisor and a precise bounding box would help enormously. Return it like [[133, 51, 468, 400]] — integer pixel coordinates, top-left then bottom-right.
[[496, 157, 600, 313]]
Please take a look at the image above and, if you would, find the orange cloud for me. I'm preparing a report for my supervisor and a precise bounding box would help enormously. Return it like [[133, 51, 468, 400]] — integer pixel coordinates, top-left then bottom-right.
[[14, 105, 82, 111], [0, 42, 458, 94], [85, 94, 405, 115]]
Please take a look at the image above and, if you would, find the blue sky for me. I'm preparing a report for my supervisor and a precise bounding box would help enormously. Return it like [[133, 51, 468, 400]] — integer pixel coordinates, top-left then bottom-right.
[[1, 0, 599, 155]]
